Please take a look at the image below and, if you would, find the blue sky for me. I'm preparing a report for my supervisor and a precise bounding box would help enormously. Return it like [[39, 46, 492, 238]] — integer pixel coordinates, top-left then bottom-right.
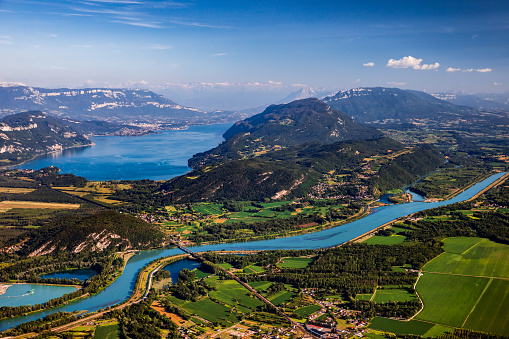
[[0, 0, 508, 94]]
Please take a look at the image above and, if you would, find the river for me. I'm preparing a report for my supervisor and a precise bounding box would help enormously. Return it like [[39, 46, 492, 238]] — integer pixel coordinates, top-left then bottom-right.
[[0, 171, 505, 332]]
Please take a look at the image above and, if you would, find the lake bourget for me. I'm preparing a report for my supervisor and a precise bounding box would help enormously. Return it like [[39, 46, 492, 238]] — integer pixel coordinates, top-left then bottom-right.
[[1, 124, 506, 332]]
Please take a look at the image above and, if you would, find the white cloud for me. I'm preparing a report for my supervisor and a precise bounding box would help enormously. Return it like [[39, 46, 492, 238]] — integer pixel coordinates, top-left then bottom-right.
[[457, 68, 492, 73], [387, 81, 406, 86], [268, 80, 283, 86], [494, 82, 502, 86], [355, 79, 361, 83], [363, 62, 374, 67], [446, 67, 460, 72], [387, 56, 439, 70], [211, 52, 227, 57]]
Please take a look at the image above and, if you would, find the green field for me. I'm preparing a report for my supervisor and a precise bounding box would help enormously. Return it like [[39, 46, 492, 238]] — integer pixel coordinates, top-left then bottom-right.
[[363, 235, 407, 245], [416, 273, 489, 327], [179, 298, 238, 326], [248, 281, 273, 292], [209, 280, 264, 310], [423, 238, 509, 279], [369, 318, 453, 337], [372, 288, 417, 303], [192, 203, 224, 215], [94, 324, 119, 339], [243, 264, 265, 273], [277, 257, 314, 268], [463, 278, 509, 335], [293, 304, 321, 318], [355, 293, 373, 301], [270, 291, 297, 306]]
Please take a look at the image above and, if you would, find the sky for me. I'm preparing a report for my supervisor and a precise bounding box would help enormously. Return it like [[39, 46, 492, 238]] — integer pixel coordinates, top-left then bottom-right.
[[0, 0, 508, 96]]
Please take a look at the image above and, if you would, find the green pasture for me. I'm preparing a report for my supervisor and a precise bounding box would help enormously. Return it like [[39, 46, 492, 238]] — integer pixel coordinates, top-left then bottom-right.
[[209, 279, 264, 310], [277, 257, 314, 268], [463, 278, 509, 336], [293, 304, 321, 318], [93, 323, 119, 339], [424, 238, 509, 279], [372, 288, 417, 303], [415, 273, 489, 327], [248, 281, 273, 292], [179, 298, 238, 326], [363, 235, 407, 245], [355, 293, 373, 301], [369, 317, 452, 337], [217, 263, 233, 270], [243, 264, 265, 274], [192, 203, 224, 215], [269, 290, 297, 306]]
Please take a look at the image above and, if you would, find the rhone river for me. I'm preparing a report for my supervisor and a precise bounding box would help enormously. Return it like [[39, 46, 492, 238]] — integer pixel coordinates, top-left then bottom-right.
[[0, 172, 505, 332]]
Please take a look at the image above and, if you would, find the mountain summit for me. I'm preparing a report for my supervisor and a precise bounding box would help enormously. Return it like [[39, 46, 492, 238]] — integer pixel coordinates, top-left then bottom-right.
[[323, 87, 474, 123], [189, 98, 383, 168]]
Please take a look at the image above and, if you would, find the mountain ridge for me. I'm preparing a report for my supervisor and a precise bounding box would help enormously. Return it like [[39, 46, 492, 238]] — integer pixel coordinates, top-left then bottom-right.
[[189, 98, 383, 169]]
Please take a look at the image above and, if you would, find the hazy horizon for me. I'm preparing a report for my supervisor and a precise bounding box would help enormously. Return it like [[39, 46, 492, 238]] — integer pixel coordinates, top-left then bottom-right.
[[0, 0, 508, 98]]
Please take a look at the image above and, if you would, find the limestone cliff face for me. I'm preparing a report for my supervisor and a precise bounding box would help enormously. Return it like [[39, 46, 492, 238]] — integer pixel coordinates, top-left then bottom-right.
[[0, 111, 92, 164]]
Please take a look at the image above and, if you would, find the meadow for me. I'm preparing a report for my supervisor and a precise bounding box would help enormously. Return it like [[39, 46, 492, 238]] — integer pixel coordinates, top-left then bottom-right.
[[372, 288, 417, 303], [277, 257, 314, 269]]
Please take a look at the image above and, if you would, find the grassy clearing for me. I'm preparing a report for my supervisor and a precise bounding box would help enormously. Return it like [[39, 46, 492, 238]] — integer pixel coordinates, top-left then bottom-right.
[[372, 288, 417, 303], [415, 273, 489, 327], [463, 278, 509, 336], [93, 323, 119, 339], [277, 257, 314, 269], [0, 201, 80, 210], [363, 235, 407, 245], [217, 263, 233, 270], [369, 317, 434, 336], [424, 238, 509, 279], [293, 304, 321, 318]]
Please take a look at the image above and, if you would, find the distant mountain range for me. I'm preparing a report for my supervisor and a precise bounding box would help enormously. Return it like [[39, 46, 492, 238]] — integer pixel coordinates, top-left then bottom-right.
[[189, 98, 383, 168], [0, 85, 244, 126], [322, 87, 475, 124], [431, 92, 509, 111], [0, 111, 93, 165]]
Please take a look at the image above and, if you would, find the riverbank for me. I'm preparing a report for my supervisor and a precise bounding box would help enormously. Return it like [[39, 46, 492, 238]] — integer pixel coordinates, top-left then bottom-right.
[[0, 284, 11, 296]]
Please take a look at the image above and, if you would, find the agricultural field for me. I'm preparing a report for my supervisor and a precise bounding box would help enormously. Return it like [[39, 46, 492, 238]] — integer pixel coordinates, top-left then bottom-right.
[[423, 238, 509, 279], [208, 279, 264, 311], [0, 187, 35, 194], [463, 279, 509, 335], [0, 201, 80, 211], [372, 288, 417, 303], [243, 264, 265, 273], [362, 235, 407, 245], [269, 290, 297, 306], [248, 281, 273, 292], [370, 237, 509, 336], [277, 257, 314, 269], [93, 323, 120, 339], [368, 317, 453, 337], [176, 297, 238, 326], [54, 182, 129, 206], [355, 293, 373, 301], [292, 304, 321, 318]]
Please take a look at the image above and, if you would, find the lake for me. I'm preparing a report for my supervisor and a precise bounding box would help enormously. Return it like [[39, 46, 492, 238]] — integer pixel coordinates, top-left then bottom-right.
[[39, 268, 99, 281], [15, 124, 231, 181], [0, 172, 505, 332]]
